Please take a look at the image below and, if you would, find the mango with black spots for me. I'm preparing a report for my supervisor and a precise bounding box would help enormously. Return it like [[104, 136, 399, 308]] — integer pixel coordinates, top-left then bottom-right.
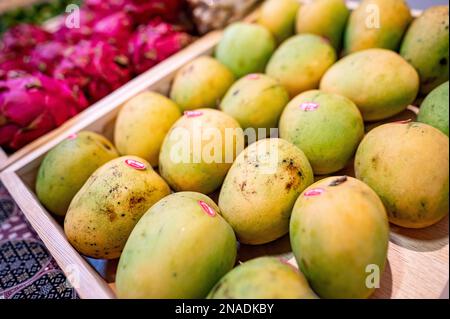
[[116, 192, 237, 299], [296, 0, 350, 51], [114, 92, 181, 167], [64, 156, 170, 259], [219, 138, 314, 245], [355, 122, 449, 228], [258, 0, 300, 43], [208, 257, 318, 299], [320, 48, 419, 121], [170, 56, 235, 111], [36, 131, 119, 216], [215, 23, 276, 78], [279, 90, 364, 175], [220, 73, 289, 137], [400, 6, 449, 94], [266, 34, 336, 97], [418, 81, 449, 136], [290, 176, 389, 299], [344, 0, 412, 54], [159, 108, 244, 194]]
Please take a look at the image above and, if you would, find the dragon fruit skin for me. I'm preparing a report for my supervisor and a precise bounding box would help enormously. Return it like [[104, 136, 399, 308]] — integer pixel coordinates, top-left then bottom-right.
[[53, 40, 131, 102], [0, 52, 30, 79], [92, 12, 133, 52], [84, 0, 184, 24], [84, 0, 127, 15], [0, 73, 88, 150], [129, 19, 192, 74], [125, 0, 185, 24], [0, 24, 51, 54], [53, 9, 99, 45], [27, 42, 67, 74]]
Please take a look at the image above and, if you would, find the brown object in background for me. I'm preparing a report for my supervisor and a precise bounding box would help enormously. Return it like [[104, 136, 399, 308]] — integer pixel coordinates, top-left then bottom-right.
[[187, 0, 261, 34]]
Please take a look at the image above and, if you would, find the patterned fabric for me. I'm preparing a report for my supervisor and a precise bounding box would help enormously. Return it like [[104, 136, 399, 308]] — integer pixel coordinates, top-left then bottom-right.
[[0, 182, 78, 299]]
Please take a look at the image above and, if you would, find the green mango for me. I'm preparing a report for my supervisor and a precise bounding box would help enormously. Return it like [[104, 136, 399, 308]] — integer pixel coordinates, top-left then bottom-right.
[[170, 56, 235, 111], [116, 192, 237, 299], [114, 92, 181, 167], [159, 109, 244, 194], [208, 257, 318, 299], [220, 73, 289, 137], [355, 122, 449, 229], [418, 81, 449, 136], [296, 0, 350, 51], [215, 23, 276, 78], [258, 0, 300, 43], [400, 6, 449, 94], [320, 48, 419, 121], [279, 90, 364, 175], [266, 34, 336, 97], [219, 138, 314, 245], [36, 131, 119, 216], [290, 176, 389, 299], [64, 156, 170, 259], [344, 0, 413, 54]]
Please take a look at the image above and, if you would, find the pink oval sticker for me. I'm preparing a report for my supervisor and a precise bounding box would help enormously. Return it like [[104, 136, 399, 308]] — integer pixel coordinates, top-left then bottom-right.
[[304, 188, 325, 197], [395, 119, 412, 124], [198, 201, 216, 217], [247, 74, 260, 80], [125, 159, 147, 170], [67, 133, 78, 140], [300, 102, 319, 112], [279, 258, 298, 272], [184, 110, 203, 118]]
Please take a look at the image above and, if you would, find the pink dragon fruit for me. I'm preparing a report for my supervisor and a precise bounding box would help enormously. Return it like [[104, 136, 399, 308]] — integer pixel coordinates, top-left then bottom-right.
[[124, 0, 185, 24], [0, 52, 30, 79], [27, 41, 67, 74], [128, 19, 192, 74], [92, 12, 133, 52], [84, 0, 184, 24], [0, 24, 51, 54], [53, 9, 99, 44], [84, 0, 127, 15], [0, 72, 88, 150], [53, 40, 131, 102]]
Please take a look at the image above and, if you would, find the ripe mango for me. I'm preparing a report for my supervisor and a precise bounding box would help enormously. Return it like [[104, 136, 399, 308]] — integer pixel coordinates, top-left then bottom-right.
[[296, 0, 350, 51], [36, 131, 119, 216], [279, 90, 364, 175], [116, 192, 237, 299], [208, 257, 318, 299], [64, 156, 170, 259], [355, 122, 449, 228], [170, 56, 235, 111], [220, 73, 289, 137], [159, 109, 244, 194], [215, 23, 276, 78], [114, 92, 181, 167], [219, 138, 314, 245], [418, 81, 449, 136], [344, 0, 413, 54], [266, 34, 336, 97], [290, 176, 389, 299], [400, 6, 449, 94], [320, 48, 419, 121], [258, 0, 300, 43]]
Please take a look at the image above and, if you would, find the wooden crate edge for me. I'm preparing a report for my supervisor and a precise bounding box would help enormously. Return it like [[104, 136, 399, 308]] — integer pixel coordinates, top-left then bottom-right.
[[0, 171, 116, 299]]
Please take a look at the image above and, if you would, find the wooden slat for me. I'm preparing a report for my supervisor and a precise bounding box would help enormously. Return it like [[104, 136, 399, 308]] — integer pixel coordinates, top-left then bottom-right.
[[0, 172, 115, 299]]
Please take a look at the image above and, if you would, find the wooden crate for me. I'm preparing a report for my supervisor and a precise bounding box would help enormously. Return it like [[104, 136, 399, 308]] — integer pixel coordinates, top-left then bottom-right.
[[1, 3, 448, 299]]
